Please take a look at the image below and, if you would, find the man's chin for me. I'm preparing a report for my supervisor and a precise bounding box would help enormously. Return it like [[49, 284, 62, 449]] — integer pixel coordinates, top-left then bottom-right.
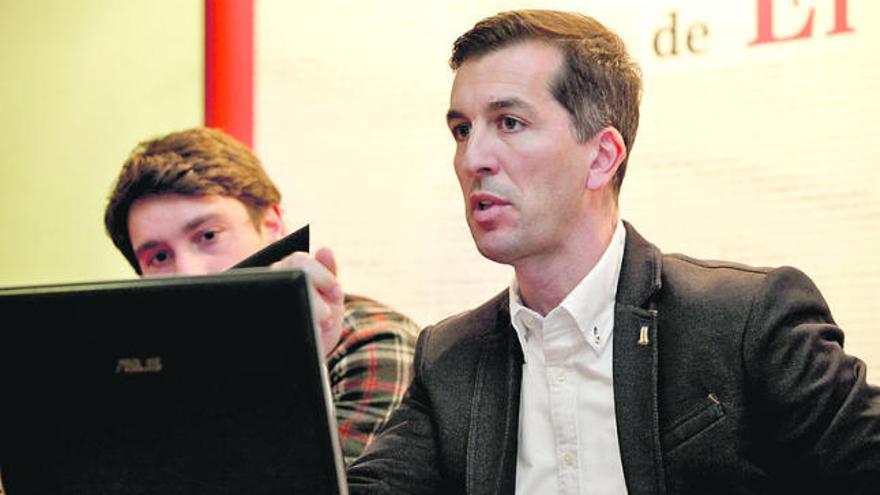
[[473, 236, 518, 266]]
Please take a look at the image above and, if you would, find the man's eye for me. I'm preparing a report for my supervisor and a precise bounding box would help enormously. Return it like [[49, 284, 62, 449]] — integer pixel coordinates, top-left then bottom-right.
[[200, 230, 219, 243], [148, 251, 170, 267], [500, 116, 523, 131], [451, 123, 471, 141]]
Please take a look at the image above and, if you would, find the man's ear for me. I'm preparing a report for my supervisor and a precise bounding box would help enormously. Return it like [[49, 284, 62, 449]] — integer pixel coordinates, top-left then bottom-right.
[[586, 127, 627, 191], [259, 204, 286, 242]]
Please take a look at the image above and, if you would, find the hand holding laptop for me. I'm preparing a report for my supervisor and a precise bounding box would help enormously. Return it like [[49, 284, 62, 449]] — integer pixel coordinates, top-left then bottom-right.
[[230, 225, 345, 358], [271, 246, 345, 357]]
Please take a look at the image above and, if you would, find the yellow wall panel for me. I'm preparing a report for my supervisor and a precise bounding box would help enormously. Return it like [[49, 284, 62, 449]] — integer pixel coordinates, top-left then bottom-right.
[[0, 0, 203, 285]]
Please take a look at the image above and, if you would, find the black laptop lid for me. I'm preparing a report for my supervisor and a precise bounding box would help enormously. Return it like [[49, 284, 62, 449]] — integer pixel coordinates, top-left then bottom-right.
[[0, 269, 347, 495]]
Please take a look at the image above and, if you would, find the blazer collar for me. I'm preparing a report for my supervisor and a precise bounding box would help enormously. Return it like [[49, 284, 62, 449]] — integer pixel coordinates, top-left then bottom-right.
[[466, 294, 522, 495], [617, 221, 663, 309], [613, 221, 667, 495]]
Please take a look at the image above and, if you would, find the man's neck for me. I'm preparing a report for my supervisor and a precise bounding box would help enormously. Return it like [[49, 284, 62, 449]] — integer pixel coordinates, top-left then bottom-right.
[[514, 214, 620, 316]]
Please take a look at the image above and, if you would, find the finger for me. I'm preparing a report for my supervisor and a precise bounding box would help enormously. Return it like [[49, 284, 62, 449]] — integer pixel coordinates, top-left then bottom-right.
[[311, 292, 334, 332], [274, 252, 342, 301], [315, 247, 338, 276]]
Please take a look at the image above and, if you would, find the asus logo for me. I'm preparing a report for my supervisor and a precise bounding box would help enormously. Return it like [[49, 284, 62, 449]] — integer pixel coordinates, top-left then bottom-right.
[[115, 357, 163, 374]]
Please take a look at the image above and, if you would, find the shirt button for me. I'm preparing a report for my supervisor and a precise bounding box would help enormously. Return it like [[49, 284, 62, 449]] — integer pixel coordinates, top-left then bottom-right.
[[562, 452, 574, 466]]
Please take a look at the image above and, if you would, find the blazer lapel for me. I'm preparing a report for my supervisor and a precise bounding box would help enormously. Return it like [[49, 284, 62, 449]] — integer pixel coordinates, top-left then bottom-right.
[[613, 222, 667, 495], [466, 302, 522, 495], [461, 223, 666, 494]]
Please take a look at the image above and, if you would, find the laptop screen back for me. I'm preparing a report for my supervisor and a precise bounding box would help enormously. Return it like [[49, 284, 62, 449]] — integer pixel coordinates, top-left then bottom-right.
[[0, 269, 346, 494]]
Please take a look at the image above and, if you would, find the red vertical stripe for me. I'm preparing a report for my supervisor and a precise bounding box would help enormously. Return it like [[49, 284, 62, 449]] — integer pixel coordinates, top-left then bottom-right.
[[205, 0, 254, 147]]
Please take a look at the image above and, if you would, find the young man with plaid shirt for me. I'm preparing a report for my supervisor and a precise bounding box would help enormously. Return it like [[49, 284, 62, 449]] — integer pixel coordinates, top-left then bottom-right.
[[104, 126, 419, 463]]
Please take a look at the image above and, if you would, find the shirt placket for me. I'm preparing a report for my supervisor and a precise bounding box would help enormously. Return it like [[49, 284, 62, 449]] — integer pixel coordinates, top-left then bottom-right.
[[542, 314, 580, 495]]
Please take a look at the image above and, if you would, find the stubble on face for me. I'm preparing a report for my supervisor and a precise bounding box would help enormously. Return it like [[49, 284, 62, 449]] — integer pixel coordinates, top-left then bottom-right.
[[449, 41, 594, 268]]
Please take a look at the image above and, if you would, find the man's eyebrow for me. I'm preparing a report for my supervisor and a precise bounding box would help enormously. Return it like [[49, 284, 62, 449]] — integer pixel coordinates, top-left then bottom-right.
[[182, 213, 215, 233], [446, 98, 535, 123], [446, 109, 466, 122], [488, 97, 533, 113], [133, 240, 160, 257]]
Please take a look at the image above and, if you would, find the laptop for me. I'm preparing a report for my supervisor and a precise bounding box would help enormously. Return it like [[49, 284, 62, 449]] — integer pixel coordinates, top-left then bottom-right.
[[0, 269, 347, 494]]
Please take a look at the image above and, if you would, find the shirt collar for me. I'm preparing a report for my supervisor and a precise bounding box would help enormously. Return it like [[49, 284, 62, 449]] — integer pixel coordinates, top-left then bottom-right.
[[509, 280, 537, 359], [509, 219, 627, 358]]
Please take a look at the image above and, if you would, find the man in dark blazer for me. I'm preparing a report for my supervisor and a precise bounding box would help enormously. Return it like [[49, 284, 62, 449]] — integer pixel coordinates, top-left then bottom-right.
[[347, 9, 880, 494]]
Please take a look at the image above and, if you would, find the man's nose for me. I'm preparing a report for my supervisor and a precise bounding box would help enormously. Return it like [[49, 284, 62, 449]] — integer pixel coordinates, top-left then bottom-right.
[[460, 125, 500, 176], [173, 251, 209, 276]]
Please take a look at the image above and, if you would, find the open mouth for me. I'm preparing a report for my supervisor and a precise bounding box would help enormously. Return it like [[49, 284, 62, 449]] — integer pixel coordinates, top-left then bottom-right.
[[471, 193, 507, 212]]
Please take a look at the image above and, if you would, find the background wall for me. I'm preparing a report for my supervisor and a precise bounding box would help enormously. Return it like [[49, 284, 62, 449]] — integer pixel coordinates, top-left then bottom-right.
[[0, 0, 202, 285], [1, 1, 877, 382], [255, 0, 880, 381]]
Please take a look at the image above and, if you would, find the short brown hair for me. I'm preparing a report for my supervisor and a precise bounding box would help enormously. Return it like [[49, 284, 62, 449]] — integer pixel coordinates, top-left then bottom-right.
[[451, 10, 642, 194], [104, 127, 281, 273]]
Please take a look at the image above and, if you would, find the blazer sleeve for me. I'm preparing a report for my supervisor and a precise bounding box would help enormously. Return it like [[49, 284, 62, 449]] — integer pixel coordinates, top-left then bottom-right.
[[346, 327, 444, 495], [742, 266, 880, 492]]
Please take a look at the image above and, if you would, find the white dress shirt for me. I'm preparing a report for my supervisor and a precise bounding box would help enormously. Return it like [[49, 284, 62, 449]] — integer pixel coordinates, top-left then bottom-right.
[[511, 220, 627, 495]]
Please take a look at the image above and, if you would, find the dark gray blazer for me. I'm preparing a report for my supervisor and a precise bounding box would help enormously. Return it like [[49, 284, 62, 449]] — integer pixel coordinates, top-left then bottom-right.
[[347, 223, 880, 494]]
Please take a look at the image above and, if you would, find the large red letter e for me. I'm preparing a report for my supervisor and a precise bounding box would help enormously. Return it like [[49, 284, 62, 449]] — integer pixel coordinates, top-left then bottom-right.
[[750, 0, 853, 46]]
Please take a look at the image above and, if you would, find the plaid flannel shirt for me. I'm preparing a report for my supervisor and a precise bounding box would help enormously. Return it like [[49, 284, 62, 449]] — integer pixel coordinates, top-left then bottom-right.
[[326, 294, 420, 464]]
